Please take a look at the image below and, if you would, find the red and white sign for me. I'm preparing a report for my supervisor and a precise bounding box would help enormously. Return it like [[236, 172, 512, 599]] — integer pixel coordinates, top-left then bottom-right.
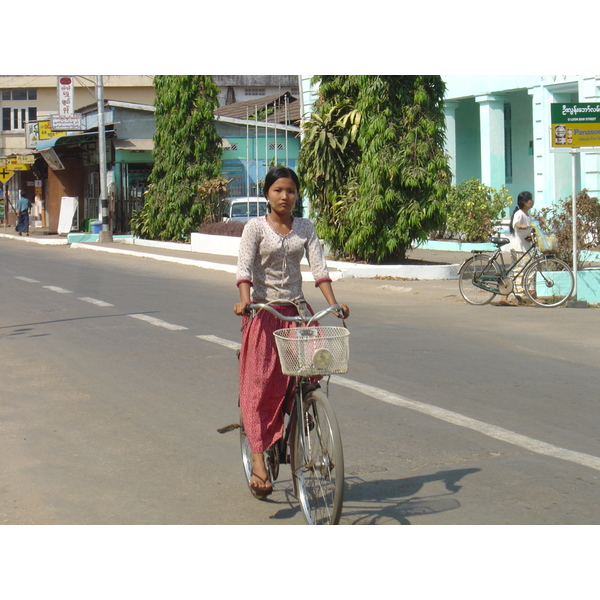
[[57, 76, 75, 116]]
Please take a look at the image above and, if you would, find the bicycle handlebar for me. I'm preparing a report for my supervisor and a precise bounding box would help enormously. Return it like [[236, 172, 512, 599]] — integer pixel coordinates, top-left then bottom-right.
[[247, 302, 345, 325]]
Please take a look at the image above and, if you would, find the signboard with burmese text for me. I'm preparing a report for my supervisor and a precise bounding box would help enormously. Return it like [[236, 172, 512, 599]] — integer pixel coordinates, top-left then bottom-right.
[[551, 103, 600, 149]]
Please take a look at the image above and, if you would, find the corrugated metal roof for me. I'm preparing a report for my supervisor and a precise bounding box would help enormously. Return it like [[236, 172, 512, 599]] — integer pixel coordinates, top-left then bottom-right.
[[214, 91, 301, 125]]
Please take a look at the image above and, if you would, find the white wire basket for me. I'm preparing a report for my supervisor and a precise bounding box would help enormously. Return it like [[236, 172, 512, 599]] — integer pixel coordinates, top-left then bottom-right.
[[273, 326, 350, 376]]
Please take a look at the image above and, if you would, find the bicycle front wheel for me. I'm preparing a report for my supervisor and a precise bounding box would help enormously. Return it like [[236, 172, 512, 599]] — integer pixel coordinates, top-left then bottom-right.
[[291, 390, 344, 525], [458, 255, 500, 305], [523, 256, 574, 307]]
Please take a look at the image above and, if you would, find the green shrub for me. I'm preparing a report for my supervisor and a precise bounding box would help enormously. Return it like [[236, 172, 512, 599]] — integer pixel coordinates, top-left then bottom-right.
[[536, 189, 600, 269], [441, 179, 512, 243], [197, 221, 245, 237]]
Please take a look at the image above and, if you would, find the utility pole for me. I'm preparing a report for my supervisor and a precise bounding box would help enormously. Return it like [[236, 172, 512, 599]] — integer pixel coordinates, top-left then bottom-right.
[[96, 75, 112, 243]]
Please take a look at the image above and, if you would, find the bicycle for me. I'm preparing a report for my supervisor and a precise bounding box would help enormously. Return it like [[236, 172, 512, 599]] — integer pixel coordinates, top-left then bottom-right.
[[237, 302, 349, 525], [458, 232, 574, 307]]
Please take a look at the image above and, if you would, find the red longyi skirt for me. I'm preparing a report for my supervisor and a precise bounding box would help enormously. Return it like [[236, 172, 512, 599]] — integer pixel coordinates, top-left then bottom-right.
[[238, 304, 303, 453]]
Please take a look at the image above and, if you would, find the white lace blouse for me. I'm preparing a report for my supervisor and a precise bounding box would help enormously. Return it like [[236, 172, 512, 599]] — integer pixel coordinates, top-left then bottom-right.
[[236, 215, 331, 304]]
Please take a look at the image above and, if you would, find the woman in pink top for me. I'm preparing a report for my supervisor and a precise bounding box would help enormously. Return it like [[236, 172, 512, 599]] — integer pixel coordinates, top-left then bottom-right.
[[233, 167, 349, 498]]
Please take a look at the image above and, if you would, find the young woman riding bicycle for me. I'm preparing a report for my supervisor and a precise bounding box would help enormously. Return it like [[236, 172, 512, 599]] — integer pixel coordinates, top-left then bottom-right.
[[233, 166, 349, 499]]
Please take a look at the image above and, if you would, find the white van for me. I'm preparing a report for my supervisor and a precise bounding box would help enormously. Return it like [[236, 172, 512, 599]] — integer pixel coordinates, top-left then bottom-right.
[[223, 197, 268, 223]]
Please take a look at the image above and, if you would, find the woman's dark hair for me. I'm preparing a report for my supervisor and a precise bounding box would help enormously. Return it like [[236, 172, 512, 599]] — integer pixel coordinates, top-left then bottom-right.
[[263, 166, 300, 199], [509, 191, 533, 234]]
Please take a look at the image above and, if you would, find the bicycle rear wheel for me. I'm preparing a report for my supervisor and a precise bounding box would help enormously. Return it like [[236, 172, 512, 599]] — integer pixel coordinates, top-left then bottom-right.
[[458, 255, 501, 305], [291, 390, 344, 525], [522, 256, 574, 307]]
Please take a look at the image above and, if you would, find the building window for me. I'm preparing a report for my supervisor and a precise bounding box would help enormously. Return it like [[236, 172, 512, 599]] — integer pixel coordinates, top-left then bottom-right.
[[2, 106, 37, 131], [504, 102, 512, 183], [245, 88, 265, 96], [1, 88, 37, 101], [269, 143, 284, 151]]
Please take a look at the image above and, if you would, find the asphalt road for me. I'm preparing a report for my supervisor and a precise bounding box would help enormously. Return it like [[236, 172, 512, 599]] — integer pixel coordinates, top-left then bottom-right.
[[1, 239, 599, 526]]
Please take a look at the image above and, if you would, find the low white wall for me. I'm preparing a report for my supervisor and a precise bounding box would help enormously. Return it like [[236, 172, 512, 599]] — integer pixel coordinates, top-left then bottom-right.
[[189, 232, 460, 279], [132, 238, 193, 252], [191, 232, 239, 256], [329, 261, 460, 280]]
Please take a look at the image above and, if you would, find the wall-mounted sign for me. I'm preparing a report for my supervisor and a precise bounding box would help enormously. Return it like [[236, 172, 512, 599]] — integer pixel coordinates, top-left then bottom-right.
[[38, 120, 66, 140], [57, 76, 75, 116], [51, 114, 82, 131], [551, 103, 600, 149], [40, 147, 65, 171], [5, 163, 29, 171]]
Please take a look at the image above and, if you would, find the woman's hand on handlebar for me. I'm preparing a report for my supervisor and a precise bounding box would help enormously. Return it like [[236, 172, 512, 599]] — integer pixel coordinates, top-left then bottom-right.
[[233, 302, 250, 316], [333, 303, 349, 319]]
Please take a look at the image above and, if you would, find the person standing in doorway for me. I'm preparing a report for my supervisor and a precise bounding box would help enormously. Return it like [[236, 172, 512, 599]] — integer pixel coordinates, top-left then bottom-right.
[[15, 192, 32, 236]]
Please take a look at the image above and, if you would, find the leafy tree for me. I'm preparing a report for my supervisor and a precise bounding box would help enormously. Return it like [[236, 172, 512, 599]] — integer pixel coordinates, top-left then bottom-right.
[[130, 75, 223, 241], [298, 76, 451, 263]]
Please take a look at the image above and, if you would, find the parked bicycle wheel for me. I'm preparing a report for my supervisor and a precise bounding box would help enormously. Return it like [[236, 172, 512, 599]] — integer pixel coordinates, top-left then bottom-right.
[[458, 255, 501, 305], [291, 390, 344, 525], [522, 256, 574, 307]]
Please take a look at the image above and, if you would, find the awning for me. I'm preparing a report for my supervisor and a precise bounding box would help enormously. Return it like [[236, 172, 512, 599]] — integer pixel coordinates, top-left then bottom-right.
[[113, 139, 153, 151], [35, 129, 115, 151]]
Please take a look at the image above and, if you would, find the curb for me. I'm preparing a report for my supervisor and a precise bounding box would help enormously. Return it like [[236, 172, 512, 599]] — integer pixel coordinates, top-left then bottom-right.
[[3, 231, 461, 281]]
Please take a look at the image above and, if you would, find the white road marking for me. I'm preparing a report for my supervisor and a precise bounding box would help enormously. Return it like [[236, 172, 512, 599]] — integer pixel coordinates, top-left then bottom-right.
[[43, 286, 72, 294], [329, 376, 600, 472], [15, 276, 40, 283], [129, 314, 188, 331], [197, 334, 241, 351], [78, 297, 114, 307], [198, 334, 600, 473]]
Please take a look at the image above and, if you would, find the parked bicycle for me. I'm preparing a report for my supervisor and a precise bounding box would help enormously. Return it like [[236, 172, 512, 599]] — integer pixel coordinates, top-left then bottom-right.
[[237, 302, 349, 525], [458, 231, 574, 307]]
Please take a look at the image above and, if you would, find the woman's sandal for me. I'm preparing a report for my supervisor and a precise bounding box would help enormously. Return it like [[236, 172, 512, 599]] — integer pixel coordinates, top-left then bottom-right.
[[498, 300, 516, 306], [249, 472, 273, 500]]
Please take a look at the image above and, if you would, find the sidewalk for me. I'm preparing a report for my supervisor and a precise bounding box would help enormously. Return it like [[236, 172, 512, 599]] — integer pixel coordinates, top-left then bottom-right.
[[0, 226, 472, 281]]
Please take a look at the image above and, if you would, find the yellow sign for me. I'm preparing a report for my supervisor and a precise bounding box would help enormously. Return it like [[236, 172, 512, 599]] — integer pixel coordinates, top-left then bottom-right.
[[0, 167, 14, 184], [38, 120, 66, 141], [551, 103, 600, 149], [5, 158, 30, 171], [16, 154, 35, 164]]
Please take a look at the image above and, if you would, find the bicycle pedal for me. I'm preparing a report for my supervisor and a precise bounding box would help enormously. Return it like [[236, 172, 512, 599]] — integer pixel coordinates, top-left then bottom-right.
[[217, 423, 241, 434]]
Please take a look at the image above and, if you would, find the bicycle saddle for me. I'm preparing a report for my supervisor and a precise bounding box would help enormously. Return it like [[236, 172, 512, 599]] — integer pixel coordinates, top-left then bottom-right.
[[491, 237, 511, 247]]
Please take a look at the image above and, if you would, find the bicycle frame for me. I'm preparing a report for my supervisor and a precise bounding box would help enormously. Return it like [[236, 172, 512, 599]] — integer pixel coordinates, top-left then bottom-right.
[[469, 235, 544, 295], [267, 375, 317, 475], [246, 301, 343, 469], [242, 301, 346, 524]]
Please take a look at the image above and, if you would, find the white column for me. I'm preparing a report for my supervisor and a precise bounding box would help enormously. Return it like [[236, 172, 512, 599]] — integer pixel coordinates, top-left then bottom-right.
[[528, 84, 551, 207], [475, 94, 506, 189], [578, 76, 600, 198], [444, 101, 459, 185]]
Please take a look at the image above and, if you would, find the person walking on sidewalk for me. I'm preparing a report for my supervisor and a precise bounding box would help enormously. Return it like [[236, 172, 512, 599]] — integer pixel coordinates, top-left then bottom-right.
[[15, 192, 32, 236], [499, 191, 534, 306]]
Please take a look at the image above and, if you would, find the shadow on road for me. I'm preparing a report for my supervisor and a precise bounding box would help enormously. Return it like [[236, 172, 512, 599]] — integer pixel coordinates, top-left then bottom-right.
[[265, 467, 481, 525], [340, 467, 481, 524]]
